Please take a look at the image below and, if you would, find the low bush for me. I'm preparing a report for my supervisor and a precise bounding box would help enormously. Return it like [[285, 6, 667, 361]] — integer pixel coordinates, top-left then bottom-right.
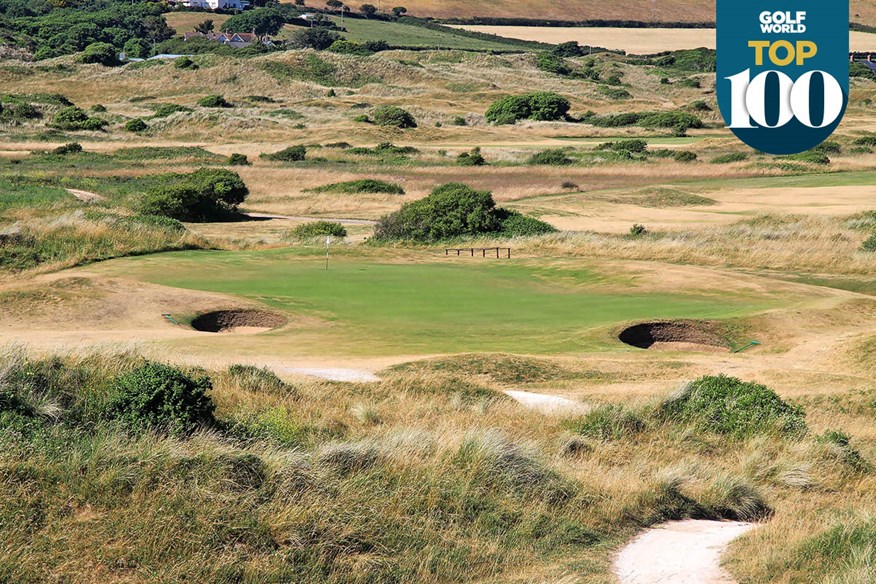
[[629, 223, 647, 237], [711, 152, 749, 164], [598, 139, 648, 154], [457, 147, 486, 166], [139, 168, 249, 222], [309, 179, 405, 195], [536, 52, 572, 76], [353, 114, 371, 123], [451, 115, 467, 126], [673, 150, 698, 162], [261, 145, 307, 162], [228, 153, 250, 166], [197, 94, 232, 108], [151, 103, 193, 118], [658, 375, 806, 438], [485, 92, 571, 125], [124, 118, 147, 133], [498, 209, 558, 236], [862, 234, 876, 252], [598, 86, 632, 99], [174, 57, 199, 70], [785, 151, 831, 165], [51, 143, 83, 156], [288, 221, 347, 239], [853, 136, 876, 147], [528, 149, 573, 165], [372, 105, 417, 128], [106, 362, 215, 435], [49, 106, 107, 131], [79, 42, 118, 66], [374, 183, 554, 242]]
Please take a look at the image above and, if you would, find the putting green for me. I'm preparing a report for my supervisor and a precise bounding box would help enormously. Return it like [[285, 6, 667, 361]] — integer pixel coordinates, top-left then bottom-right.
[[99, 248, 780, 356]]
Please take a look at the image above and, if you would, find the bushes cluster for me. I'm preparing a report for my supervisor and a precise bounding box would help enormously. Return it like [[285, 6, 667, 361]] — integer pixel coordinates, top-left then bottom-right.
[[862, 233, 876, 252], [261, 145, 307, 162], [373, 183, 555, 242], [584, 110, 704, 131], [124, 118, 147, 133], [151, 103, 193, 119], [197, 94, 232, 108], [106, 363, 215, 436], [372, 105, 417, 128], [50, 142, 83, 156], [139, 168, 249, 222], [711, 152, 748, 164], [457, 147, 486, 166], [49, 106, 107, 131], [288, 221, 348, 239], [228, 153, 250, 166], [598, 139, 648, 154], [485, 92, 571, 125], [658, 375, 806, 438], [528, 149, 573, 165], [309, 179, 405, 195]]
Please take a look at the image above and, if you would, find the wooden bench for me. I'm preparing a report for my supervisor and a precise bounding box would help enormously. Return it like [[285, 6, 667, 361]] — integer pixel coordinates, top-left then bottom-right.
[[445, 247, 511, 259]]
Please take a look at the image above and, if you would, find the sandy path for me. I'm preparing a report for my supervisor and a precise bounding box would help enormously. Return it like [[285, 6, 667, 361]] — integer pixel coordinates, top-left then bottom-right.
[[503, 389, 589, 414], [67, 189, 105, 203], [276, 366, 380, 382], [615, 520, 755, 584]]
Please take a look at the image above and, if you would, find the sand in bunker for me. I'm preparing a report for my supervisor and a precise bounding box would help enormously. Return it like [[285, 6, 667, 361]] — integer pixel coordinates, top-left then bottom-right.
[[615, 520, 755, 584]]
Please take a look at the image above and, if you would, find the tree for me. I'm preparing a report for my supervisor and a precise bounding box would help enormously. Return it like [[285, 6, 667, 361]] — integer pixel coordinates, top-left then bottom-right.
[[122, 38, 149, 59], [289, 27, 340, 50], [139, 168, 249, 222], [78, 42, 118, 66], [326, 0, 342, 10], [221, 8, 286, 37], [392, 6, 407, 16], [194, 19, 214, 34], [360, 3, 376, 16]]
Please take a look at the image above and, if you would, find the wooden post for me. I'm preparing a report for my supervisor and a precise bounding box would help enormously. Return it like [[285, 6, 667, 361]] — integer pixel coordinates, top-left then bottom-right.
[[470, 249, 474, 257]]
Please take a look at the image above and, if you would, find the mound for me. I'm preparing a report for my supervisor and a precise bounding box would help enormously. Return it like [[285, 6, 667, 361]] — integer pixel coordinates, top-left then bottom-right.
[[190, 309, 287, 333], [618, 320, 728, 351]]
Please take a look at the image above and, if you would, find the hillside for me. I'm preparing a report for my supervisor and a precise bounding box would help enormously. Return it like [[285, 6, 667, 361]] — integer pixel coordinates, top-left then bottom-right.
[[300, 0, 876, 25]]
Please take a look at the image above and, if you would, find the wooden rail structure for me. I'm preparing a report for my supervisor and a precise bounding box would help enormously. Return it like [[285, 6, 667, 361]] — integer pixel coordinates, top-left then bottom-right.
[[445, 247, 511, 259]]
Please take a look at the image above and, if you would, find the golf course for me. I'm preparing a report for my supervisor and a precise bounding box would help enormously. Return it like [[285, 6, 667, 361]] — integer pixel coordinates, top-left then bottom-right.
[[2, 2, 876, 582]]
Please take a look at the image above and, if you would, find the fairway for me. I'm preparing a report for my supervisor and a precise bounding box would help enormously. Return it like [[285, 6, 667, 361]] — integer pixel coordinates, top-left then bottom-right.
[[91, 249, 784, 356]]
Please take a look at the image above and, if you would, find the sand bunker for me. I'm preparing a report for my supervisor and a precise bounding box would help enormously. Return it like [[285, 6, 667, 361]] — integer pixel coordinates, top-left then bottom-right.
[[190, 310, 287, 333], [619, 320, 730, 352]]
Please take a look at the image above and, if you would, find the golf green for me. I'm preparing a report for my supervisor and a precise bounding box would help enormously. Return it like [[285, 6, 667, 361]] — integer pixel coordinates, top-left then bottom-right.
[[101, 249, 777, 355]]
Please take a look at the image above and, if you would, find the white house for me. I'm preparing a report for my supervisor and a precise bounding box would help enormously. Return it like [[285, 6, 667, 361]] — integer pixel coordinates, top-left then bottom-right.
[[174, 0, 247, 9]]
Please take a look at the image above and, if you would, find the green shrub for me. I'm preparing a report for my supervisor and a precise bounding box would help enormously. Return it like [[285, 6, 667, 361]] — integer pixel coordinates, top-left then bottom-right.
[[639, 111, 704, 130], [372, 105, 417, 128], [536, 52, 572, 76], [51, 142, 83, 155], [288, 221, 347, 239], [674, 150, 698, 163], [598, 86, 632, 99], [107, 362, 215, 435], [598, 139, 648, 154], [49, 106, 107, 131], [353, 114, 371, 123], [785, 151, 831, 165], [678, 77, 702, 88], [124, 118, 147, 133], [261, 145, 307, 162], [485, 92, 570, 125], [79, 42, 118, 66], [328, 40, 373, 56], [90, 104, 107, 113], [853, 136, 876, 147], [228, 153, 250, 166], [497, 210, 557, 236], [197, 94, 232, 108], [457, 147, 486, 166], [658, 375, 806, 438], [451, 115, 467, 126], [151, 103, 193, 118], [862, 234, 876, 252], [629, 223, 647, 237], [528, 149, 573, 165], [689, 100, 711, 112], [309, 179, 405, 195], [122, 38, 150, 59], [174, 57, 199, 70], [374, 183, 499, 241], [139, 168, 249, 222], [565, 405, 646, 441], [711, 152, 749, 164]]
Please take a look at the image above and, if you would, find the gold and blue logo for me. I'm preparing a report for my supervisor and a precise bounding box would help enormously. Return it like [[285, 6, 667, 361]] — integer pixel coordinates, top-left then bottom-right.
[[717, 1, 849, 155]]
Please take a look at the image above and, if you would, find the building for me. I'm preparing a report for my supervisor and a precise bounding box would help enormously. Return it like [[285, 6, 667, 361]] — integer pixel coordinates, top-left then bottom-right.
[[183, 31, 264, 49], [172, 0, 248, 9]]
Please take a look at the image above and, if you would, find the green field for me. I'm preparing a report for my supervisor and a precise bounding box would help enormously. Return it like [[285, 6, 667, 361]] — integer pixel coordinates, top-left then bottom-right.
[[96, 248, 780, 355], [330, 16, 536, 50]]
